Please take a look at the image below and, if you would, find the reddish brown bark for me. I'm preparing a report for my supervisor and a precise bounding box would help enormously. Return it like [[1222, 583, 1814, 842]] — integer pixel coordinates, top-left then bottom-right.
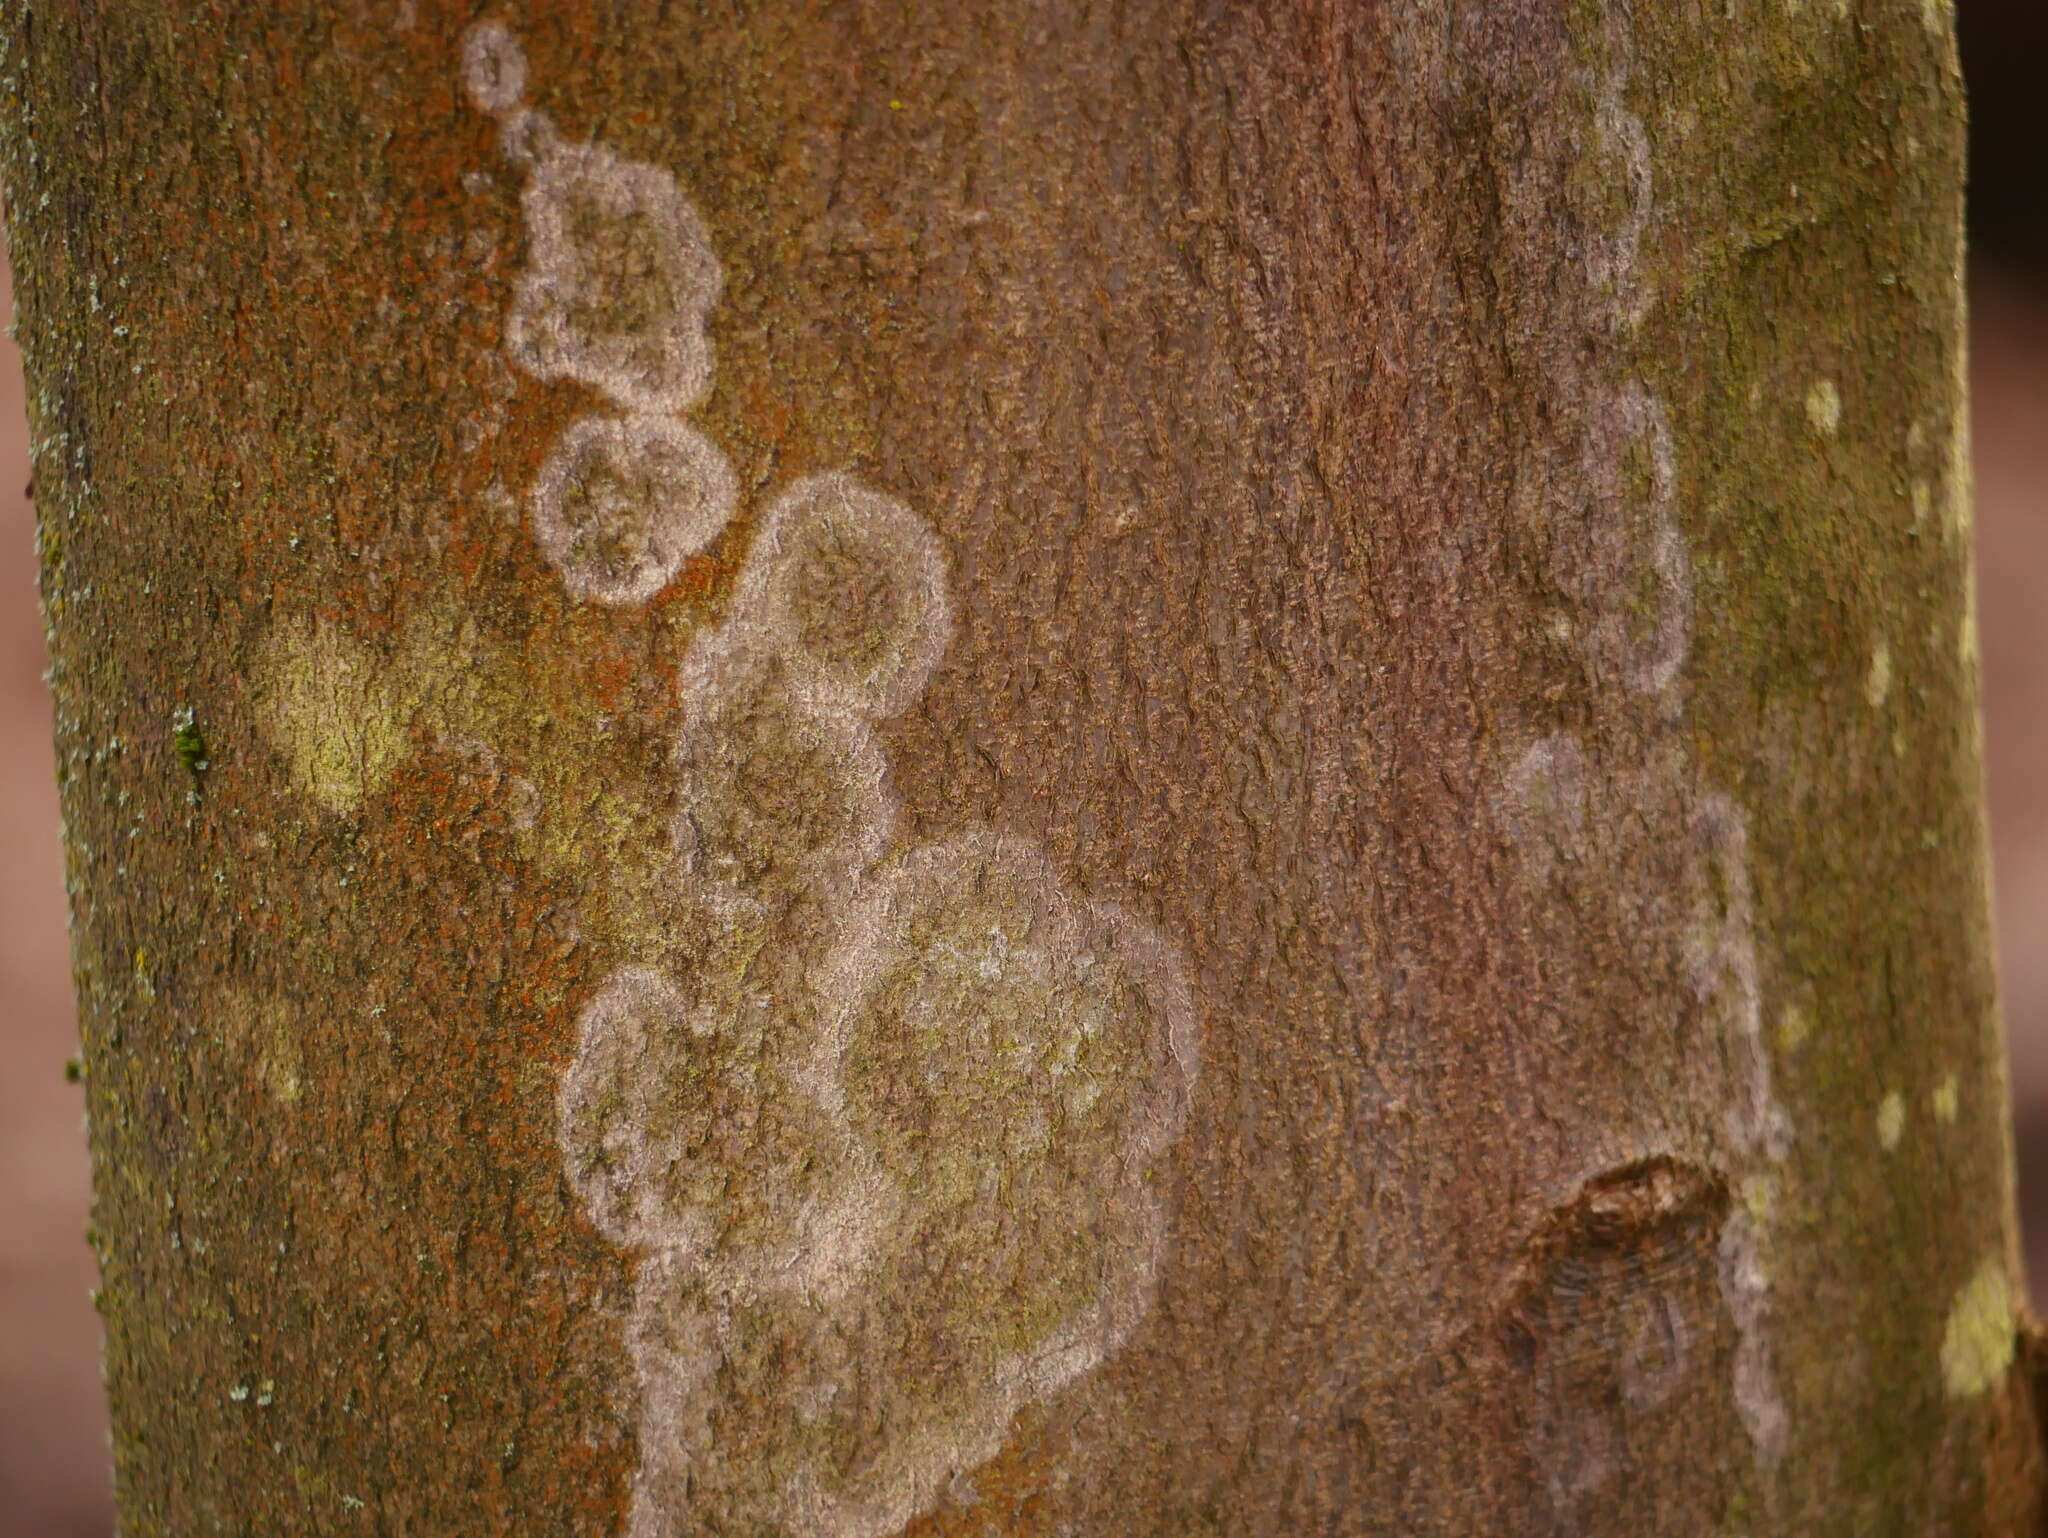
[[0, 1, 2033, 1533]]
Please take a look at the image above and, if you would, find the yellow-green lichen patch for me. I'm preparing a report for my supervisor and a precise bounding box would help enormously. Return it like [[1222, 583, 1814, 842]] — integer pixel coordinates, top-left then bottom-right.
[[1740, 1172, 1781, 1224], [1931, 1072, 1960, 1124], [1939, 1255, 2014, 1399], [1945, 408, 1972, 542], [1776, 1001, 1812, 1053], [251, 617, 414, 817]]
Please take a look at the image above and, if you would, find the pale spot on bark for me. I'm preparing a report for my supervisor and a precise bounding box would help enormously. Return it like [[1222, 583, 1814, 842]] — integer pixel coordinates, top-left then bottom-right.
[[1863, 637, 1892, 709], [1776, 1001, 1812, 1053], [460, 22, 526, 115], [1588, 81, 1653, 331], [781, 829, 1198, 1536], [729, 473, 953, 720], [1633, 525, 1693, 696], [557, 967, 710, 1253], [251, 617, 413, 817], [221, 989, 304, 1107], [470, 16, 738, 617], [1876, 1091, 1905, 1151], [1940, 1257, 2014, 1399], [504, 135, 722, 414], [1945, 300, 1973, 544], [1500, 739, 1793, 1469], [602, 541, 1196, 1534], [568, 491, 1193, 1535], [1718, 1210, 1788, 1466], [669, 643, 896, 897], [1559, 385, 1690, 696], [1498, 249, 1790, 1475], [1688, 795, 1792, 1163], [1932, 1072, 1960, 1124], [1804, 379, 1841, 438]]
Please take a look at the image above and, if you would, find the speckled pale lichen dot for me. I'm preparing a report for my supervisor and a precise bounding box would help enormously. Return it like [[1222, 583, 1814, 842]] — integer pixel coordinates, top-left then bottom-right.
[[1776, 1002, 1812, 1053], [1940, 1257, 2014, 1399], [1864, 638, 1892, 709], [1932, 1072, 1960, 1124], [1876, 1091, 1905, 1152], [1804, 379, 1841, 438]]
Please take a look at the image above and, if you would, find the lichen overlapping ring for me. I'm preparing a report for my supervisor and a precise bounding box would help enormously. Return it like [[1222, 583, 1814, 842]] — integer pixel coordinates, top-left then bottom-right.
[[463, 26, 1200, 1538]]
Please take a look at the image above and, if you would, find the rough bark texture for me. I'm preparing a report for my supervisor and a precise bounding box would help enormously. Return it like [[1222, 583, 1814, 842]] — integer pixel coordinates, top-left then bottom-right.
[[0, 1, 2035, 1534]]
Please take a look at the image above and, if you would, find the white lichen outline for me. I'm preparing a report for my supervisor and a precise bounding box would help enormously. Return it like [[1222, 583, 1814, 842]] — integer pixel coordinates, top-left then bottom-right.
[[667, 627, 901, 901], [733, 473, 955, 722], [530, 415, 740, 606], [779, 832, 1200, 1537], [465, 21, 737, 607], [467, 24, 1201, 1538], [1501, 37, 1793, 1494], [507, 135, 723, 412]]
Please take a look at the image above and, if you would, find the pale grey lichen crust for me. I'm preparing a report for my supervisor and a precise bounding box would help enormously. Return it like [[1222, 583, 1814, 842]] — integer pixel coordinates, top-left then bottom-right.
[[467, 20, 736, 606], [464, 25, 1201, 1538], [1494, 32, 1796, 1503]]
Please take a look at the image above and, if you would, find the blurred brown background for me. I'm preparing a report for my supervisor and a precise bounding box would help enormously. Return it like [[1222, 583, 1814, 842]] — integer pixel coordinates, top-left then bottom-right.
[[2, 11, 2045, 1535]]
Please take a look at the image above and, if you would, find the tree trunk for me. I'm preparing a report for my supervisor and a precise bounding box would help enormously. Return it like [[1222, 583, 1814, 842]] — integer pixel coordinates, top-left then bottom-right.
[[1, 1, 2034, 1532]]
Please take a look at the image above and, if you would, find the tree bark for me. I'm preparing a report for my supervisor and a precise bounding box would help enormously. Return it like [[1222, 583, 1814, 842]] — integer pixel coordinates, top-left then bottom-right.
[[1, 1, 2034, 1533]]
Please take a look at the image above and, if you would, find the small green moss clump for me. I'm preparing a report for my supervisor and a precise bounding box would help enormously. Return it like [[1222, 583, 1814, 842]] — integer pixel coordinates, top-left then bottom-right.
[[171, 710, 209, 774]]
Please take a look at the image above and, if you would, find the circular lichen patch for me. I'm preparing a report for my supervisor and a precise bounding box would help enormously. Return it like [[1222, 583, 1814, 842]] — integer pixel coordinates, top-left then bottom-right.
[[530, 416, 737, 606], [739, 473, 951, 719], [671, 671, 890, 891], [557, 965, 850, 1261]]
